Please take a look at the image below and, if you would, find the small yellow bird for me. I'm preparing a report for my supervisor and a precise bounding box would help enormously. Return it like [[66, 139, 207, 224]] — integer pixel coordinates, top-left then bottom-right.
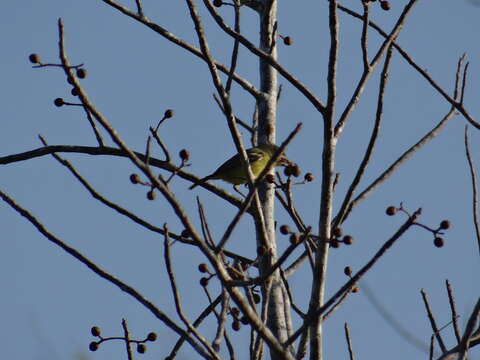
[[189, 143, 290, 190]]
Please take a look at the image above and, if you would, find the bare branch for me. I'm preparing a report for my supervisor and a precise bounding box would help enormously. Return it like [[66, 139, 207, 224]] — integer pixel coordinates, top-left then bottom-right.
[[0, 189, 211, 358], [360, 1, 370, 72], [344, 322, 355, 360], [121, 319, 134, 360], [464, 126, 480, 255], [334, 0, 419, 138], [445, 280, 462, 343], [225, 0, 241, 94], [337, 3, 479, 129], [201, 0, 326, 115], [335, 43, 394, 227], [421, 289, 447, 353], [286, 208, 421, 347], [100, 0, 262, 99], [163, 225, 221, 359], [338, 107, 456, 224]]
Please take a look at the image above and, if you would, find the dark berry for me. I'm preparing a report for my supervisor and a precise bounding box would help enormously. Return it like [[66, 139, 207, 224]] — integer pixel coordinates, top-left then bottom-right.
[[386, 206, 397, 216], [54, 98, 64, 107], [29, 53, 41, 64], [147, 332, 157, 342], [279, 224, 291, 235], [91, 326, 101, 337], [76, 68, 87, 79]]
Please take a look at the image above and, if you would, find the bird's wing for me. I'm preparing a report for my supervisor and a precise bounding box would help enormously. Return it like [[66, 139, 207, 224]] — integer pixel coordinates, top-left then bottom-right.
[[211, 147, 265, 178]]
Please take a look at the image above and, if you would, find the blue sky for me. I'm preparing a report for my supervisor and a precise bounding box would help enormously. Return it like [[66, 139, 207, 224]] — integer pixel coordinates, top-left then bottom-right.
[[2, 1, 480, 359]]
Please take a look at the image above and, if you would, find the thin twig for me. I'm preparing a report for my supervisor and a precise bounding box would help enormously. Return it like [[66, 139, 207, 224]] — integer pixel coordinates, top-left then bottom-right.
[[83, 107, 105, 146], [446, 280, 462, 343], [360, 1, 370, 72], [337, 3, 479, 129], [334, 0, 419, 138], [225, 0, 241, 94], [212, 289, 230, 353], [335, 43, 394, 227], [360, 280, 428, 352], [464, 126, 480, 255], [134, 0, 144, 17], [197, 198, 216, 249], [279, 269, 305, 318], [100, 0, 262, 99], [168, 295, 222, 358], [429, 335, 435, 360], [201, 0, 326, 115], [337, 107, 456, 225], [163, 225, 220, 359], [37, 136, 195, 245], [285, 209, 421, 347], [421, 289, 447, 353], [0, 143, 244, 208], [213, 94, 254, 133], [0, 189, 211, 359], [121, 319, 134, 360], [149, 126, 171, 162], [344, 322, 355, 360], [457, 298, 480, 360]]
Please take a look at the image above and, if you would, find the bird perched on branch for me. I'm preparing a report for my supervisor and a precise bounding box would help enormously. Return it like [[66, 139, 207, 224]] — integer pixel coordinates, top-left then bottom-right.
[[189, 143, 290, 191]]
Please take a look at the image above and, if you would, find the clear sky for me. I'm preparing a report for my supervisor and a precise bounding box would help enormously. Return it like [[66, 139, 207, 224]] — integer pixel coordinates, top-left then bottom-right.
[[2, 1, 480, 359]]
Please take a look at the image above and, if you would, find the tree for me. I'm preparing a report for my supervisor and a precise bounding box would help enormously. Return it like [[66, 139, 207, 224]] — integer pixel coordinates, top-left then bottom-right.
[[2, 0, 479, 359]]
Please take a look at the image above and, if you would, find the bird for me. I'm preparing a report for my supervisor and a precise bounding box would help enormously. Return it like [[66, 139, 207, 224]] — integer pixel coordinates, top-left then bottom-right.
[[189, 143, 290, 191]]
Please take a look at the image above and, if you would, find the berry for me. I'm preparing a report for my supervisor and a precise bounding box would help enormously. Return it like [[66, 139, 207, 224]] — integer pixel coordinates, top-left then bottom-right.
[[240, 316, 249, 325], [76, 68, 87, 79], [213, 0, 222, 7], [279, 224, 291, 235], [253, 293, 261, 304], [380, 0, 390, 10], [198, 263, 209, 273], [330, 239, 340, 248], [344, 266, 352, 276], [130, 173, 140, 184], [434, 237, 444, 248], [283, 36, 293, 46], [147, 190, 156, 200], [232, 320, 241, 331], [164, 109, 174, 118], [200, 277, 209, 287], [304, 173, 315, 182], [386, 206, 397, 216], [91, 326, 101, 337], [29, 53, 40, 64], [71, 87, 80, 96], [343, 235, 354, 245], [54, 98, 64, 107], [439, 220, 451, 230], [179, 149, 190, 161], [147, 332, 157, 342], [230, 307, 240, 317], [89, 342, 99, 352], [137, 344, 146, 354]]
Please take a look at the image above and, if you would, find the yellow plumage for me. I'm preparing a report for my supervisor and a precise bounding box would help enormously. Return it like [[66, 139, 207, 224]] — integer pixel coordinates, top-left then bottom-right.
[[189, 144, 289, 189]]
